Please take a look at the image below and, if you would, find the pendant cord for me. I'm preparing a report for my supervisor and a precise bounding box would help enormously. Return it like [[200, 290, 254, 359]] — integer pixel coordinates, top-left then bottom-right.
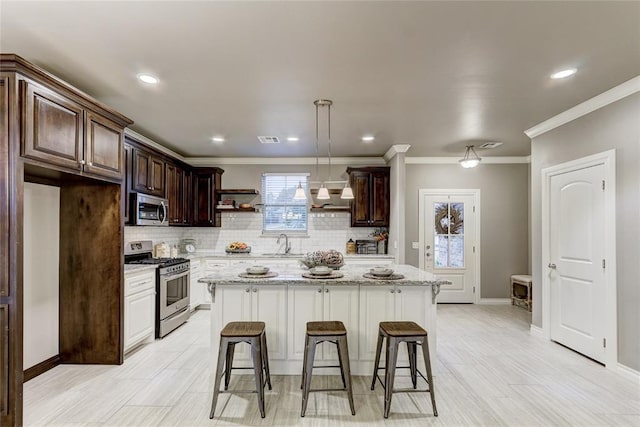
[[315, 103, 319, 182], [327, 103, 331, 181]]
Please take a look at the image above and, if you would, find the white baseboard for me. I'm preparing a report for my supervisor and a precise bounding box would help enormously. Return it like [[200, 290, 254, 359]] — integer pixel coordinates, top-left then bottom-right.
[[616, 363, 640, 383], [529, 324, 544, 338], [478, 298, 511, 305]]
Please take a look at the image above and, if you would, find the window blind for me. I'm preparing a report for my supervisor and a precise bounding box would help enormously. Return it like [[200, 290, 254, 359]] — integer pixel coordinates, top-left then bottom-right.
[[262, 174, 308, 233]]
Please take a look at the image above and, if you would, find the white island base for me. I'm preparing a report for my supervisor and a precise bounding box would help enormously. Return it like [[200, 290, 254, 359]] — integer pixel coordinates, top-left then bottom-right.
[[200, 264, 445, 376]]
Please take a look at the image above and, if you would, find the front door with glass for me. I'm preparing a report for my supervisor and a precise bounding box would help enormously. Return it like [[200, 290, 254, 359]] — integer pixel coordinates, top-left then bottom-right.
[[420, 191, 478, 303]]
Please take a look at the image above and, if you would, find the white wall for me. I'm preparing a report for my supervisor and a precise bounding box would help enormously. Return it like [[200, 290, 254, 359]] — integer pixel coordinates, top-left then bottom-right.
[[23, 183, 60, 369]]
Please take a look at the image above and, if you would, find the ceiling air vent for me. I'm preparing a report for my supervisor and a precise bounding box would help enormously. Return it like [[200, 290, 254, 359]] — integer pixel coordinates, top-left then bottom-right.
[[258, 136, 280, 144], [479, 142, 503, 149]]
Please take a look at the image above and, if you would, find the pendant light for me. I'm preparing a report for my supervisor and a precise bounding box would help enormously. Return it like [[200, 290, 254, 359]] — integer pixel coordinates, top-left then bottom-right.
[[314, 99, 332, 200], [293, 181, 306, 200], [459, 145, 481, 168]]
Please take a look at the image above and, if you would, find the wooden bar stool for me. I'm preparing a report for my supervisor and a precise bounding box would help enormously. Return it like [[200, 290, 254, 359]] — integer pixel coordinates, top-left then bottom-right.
[[300, 321, 355, 417], [371, 321, 437, 418], [210, 321, 272, 419]]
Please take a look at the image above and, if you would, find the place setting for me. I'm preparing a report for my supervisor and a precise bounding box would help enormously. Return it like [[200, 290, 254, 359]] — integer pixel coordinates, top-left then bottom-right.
[[363, 266, 405, 280], [301, 265, 344, 279], [238, 265, 279, 279]]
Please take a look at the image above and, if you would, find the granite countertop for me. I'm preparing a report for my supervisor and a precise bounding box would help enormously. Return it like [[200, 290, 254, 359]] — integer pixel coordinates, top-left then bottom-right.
[[124, 264, 158, 274], [198, 264, 449, 287], [182, 251, 395, 260]]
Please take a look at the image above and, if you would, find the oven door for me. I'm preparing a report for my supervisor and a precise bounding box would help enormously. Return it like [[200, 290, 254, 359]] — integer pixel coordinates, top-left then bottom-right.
[[159, 269, 190, 320]]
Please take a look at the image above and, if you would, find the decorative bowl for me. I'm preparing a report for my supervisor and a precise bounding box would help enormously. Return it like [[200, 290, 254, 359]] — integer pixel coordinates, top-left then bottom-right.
[[370, 267, 394, 277], [310, 266, 332, 276], [246, 265, 269, 275]]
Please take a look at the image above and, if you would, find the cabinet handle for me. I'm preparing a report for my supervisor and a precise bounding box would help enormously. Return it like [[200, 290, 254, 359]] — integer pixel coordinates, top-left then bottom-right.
[[317, 288, 322, 293], [397, 289, 402, 294], [245, 288, 250, 293], [390, 289, 395, 293], [88, 162, 93, 166], [253, 288, 258, 293], [325, 288, 329, 293], [148, 186, 152, 190], [80, 160, 86, 165]]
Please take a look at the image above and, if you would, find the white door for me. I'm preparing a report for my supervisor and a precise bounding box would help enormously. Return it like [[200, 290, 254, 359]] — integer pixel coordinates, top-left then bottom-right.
[[422, 193, 477, 303], [549, 164, 606, 363]]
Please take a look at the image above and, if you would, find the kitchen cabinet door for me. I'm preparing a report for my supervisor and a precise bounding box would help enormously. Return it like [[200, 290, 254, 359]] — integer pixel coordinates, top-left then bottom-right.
[[192, 169, 223, 227], [347, 167, 390, 227], [217, 285, 252, 362], [287, 286, 323, 360], [322, 285, 359, 361], [189, 260, 202, 310], [123, 144, 132, 224], [84, 111, 123, 180], [203, 260, 229, 304], [166, 163, 186, 225], [252, 285, 287, 360], [132, 149, 165, 197], [20, 79, 83, 171], [124, 288, 155, 353], [395, 286, 434, 361], [358, 285, 395, 360]]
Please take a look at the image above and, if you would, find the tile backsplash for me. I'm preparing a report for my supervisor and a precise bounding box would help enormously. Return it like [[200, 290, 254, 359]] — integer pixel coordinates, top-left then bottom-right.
[[124, 212, 379, 254]]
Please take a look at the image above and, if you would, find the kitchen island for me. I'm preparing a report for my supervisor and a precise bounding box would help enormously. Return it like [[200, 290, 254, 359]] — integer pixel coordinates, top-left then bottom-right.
[[200, 264, 447, 376]]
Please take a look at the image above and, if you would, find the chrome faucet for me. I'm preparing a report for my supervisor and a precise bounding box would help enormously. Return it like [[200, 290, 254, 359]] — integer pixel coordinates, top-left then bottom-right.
[[277, 233, 291, 254]]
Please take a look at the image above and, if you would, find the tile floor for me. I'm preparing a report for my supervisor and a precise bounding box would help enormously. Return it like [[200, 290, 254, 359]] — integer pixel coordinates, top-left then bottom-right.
[[24, 304, 640, 426]]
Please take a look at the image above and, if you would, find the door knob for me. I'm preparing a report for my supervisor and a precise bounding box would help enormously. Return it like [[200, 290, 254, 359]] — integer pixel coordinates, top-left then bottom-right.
[[548, 263, 557, 269]]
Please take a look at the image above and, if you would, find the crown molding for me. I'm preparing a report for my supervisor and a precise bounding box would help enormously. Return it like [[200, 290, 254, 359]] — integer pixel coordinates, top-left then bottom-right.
[[406, 156, 530, 164], [525, 75, 640, 139], [125, 129, 186, 162], [187, 156, 387, 166], [383, 144, 412, 162]]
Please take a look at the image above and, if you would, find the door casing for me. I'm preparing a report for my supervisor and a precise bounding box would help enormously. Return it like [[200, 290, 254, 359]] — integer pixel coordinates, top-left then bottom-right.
[[541, 149, 617, 368], [418, 188, 481, 304]]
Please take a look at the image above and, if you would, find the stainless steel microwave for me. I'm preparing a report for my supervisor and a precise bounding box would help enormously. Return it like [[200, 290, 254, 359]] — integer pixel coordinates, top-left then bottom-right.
[[132, 193, 169, 226]]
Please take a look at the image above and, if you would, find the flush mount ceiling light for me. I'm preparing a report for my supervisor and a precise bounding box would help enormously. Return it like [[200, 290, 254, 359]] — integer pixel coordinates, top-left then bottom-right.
[[550, 68, 577, 79], [287, 136, 299, 142], [137, 73, 159, 84], [362, 135, 375, 142], [459, 145, 481, 168], [211, 137, 225, 143]]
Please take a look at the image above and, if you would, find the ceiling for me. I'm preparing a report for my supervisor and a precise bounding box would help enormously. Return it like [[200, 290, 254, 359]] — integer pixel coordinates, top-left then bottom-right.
[[1, 1, 639, 158]]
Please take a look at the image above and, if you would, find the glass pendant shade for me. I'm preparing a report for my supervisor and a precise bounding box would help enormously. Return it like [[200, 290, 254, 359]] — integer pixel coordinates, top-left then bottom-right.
[[340, 183, 354, 199], [293, 181, 307, 200], [316, 184, 330, 200], [459, 145, 481, 168]]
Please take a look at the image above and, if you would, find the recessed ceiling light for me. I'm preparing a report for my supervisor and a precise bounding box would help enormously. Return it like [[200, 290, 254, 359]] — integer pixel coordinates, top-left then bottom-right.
[[137, 73, 159, 84], [287, 137, 299, 142], [550, 68, 577, 79], [362, 136, 375, 142], [211, 137, 225, 143]]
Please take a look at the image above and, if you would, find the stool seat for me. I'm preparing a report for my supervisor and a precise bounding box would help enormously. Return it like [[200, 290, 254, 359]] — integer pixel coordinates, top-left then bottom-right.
[[306, 320, 347, 336], [380, 321, 427, 337], [221, 321, 265, 337]]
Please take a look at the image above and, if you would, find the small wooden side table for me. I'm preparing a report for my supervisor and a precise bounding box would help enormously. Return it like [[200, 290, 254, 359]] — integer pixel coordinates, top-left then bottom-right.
[[511, 275, 532, 312]]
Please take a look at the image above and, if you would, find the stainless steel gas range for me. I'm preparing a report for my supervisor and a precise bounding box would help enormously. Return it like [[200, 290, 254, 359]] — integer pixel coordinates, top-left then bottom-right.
[[124, 241, 190, 338]]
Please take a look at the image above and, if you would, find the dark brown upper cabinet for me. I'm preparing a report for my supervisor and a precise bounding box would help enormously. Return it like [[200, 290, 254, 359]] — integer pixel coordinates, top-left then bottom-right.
[[347, 166, 390, 227], [20, 79, 126, 181], [166, 163, 191, 225], [132, 148, 165, 197], [192, 168, 224, 227]]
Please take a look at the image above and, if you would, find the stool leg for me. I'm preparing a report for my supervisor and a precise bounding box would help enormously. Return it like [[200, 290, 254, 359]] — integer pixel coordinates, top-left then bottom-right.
[[371, 330, 384, 390], [300, 334, 310, 390], [261, 332, 272, 390], [383, 337, 399, 418], [407, 341, 417, 389], [209, 338, 229, 419], [420, 336, 438, 417], [337, 335, 356, 416], [336, 339, 347, 389], [301, 337, 317, 417], [224, 342, 235, 390], [251, 336, 266, 418]]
